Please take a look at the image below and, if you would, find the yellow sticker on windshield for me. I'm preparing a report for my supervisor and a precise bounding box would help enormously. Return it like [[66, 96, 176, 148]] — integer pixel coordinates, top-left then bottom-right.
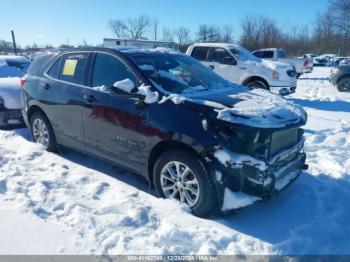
[[62, 59, 77, 76]]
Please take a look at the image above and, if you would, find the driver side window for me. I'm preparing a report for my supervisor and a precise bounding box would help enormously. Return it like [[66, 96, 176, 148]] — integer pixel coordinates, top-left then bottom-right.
[[91, 53, 137, 91], [210, 48, 235, 65]]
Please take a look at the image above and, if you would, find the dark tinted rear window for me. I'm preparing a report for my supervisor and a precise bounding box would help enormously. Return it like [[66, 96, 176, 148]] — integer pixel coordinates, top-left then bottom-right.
[[59, 53, 89, 85], [191, 47, 209, 61]]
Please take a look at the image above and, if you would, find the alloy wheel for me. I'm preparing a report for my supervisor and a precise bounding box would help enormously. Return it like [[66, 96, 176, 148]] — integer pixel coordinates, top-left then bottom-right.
[[160, 161, 201, 207], [32, 118, 50, 148]]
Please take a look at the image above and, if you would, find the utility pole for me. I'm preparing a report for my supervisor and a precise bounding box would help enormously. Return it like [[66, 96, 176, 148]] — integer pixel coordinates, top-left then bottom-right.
[[11, 30, 17, 55]]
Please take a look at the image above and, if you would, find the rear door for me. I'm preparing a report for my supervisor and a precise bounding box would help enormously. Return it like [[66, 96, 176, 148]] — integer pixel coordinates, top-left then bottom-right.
[[82, 52, 147, 171], [207, 47, 238, 83], [43, 52, 90, 151]]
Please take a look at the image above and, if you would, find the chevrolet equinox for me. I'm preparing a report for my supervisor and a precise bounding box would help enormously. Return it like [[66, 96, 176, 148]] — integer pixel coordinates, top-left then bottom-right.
[[22, 48, 308, 217]]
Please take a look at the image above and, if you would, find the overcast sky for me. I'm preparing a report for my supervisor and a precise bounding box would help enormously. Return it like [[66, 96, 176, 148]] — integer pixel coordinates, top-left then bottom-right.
[[0, 0, 329, 47]]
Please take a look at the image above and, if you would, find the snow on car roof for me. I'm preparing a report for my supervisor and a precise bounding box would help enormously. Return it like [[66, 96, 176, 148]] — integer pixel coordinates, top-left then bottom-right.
[[0, 55, 30, 63]]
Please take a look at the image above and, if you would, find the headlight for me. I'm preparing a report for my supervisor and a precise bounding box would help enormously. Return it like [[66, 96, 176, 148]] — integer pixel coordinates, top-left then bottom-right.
[[272, 70, 279, 79]]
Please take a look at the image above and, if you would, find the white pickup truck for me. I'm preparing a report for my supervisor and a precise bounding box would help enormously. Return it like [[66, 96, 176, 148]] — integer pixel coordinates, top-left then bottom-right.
[[186, 43, 298, 95], [252, 48, 313, 77]]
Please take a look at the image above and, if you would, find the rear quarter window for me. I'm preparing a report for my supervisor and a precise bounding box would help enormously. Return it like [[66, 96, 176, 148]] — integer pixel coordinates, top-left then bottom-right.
[[59, 53, 89, 85], [47, 57, 62, 79]]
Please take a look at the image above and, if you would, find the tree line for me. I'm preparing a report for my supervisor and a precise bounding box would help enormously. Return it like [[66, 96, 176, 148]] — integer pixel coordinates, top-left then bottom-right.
[[108, 0, 350, 56], [1, 0, 349, 56]]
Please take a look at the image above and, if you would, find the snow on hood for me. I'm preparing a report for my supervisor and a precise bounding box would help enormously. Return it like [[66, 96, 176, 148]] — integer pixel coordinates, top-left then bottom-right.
[[192, 89, 307, 129], [244, 59, 293, 72], [0, 77, 22, 109]]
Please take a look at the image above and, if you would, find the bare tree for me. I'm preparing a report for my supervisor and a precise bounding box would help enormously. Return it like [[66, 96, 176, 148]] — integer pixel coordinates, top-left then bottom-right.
[[197, 24, 221, 42], [108, 15, 151, 39], [162, 27, 174, 42], [197, 24, 209, 42], [175, 27, 191, 46], [221, 25, 234, 43]]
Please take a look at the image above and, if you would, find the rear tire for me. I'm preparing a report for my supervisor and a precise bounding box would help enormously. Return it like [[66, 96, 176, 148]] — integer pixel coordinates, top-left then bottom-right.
[[337, 77, 350, 92], [30, 111, 57, 152], [153, 150, 217, 217], [246, 80, 268, 90]]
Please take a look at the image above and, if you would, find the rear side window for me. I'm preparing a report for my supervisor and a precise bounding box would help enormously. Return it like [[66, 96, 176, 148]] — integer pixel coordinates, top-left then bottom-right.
[[59, 53, 89, 85], [47, 57, 61, 78], [191, 47, 209, 61], [91, 53, 137, 88]]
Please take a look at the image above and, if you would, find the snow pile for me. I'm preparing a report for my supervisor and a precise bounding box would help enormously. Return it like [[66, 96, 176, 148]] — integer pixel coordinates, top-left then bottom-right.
[[222, 188, 261, 211], [215, 89, 307, 128], [137, 85, 159, 104], [113, 78, 135, 93], [0, 129, 272, 255], [214, 148, 268, 172]]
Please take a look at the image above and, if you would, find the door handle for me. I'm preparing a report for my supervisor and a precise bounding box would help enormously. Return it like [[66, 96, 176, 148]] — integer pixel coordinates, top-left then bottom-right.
[[83, 94, 96, 104], [209, 65, 215, 70], [42, 83, 51, 90]]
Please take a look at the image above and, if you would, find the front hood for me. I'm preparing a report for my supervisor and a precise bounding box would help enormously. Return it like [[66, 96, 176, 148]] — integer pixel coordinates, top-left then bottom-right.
[[189, 89, 307, 129], [243, 59, 293, 72]]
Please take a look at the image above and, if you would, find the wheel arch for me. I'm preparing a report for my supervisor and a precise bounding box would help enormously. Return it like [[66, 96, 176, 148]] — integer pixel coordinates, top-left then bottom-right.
[[242, 76, 270, 90], [27, 105, 49, 122], [337, 74, 350, 84], [148, 140, 208, 183]]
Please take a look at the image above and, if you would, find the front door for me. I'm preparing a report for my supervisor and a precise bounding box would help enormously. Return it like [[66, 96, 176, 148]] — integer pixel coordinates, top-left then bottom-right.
[[207, 47, 239, 83], [82, 52, 147, 171]]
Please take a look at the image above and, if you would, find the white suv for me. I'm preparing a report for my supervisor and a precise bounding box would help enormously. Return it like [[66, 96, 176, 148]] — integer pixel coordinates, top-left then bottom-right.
[[186, 43, 297, 95]]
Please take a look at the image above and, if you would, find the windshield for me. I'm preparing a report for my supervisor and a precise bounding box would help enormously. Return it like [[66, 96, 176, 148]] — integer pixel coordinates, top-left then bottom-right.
[[129, 53, 234, 95], [230, 46, 261, 62]]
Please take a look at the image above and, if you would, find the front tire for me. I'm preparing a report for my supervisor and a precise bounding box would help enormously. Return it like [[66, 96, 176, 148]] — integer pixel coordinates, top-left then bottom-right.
[[153, 150, 217, 217], [30, 111, 56, 152], [337, 77, 350, 92], [246, 80, 268, 90]]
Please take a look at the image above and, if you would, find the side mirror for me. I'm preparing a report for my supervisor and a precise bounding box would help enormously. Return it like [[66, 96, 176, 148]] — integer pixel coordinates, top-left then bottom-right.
[[109, 79, 144, 99], [223, 56, 236, 65]]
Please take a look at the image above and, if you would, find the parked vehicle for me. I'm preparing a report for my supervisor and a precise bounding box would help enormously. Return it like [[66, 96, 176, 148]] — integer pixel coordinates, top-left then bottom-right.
[[330, 57, 350, 67], [314, 54, 337, 67], [22, 48, 307, 216], [252, 48, 313, 77], [300, 54, 317, 59], [0, 55, 30, 128], [186, 43, 297, 96], [330, 65, 350, 92]]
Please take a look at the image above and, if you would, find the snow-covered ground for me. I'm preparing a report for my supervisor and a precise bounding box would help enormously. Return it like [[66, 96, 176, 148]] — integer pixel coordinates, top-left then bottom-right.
[[0, 67, 349, 255]]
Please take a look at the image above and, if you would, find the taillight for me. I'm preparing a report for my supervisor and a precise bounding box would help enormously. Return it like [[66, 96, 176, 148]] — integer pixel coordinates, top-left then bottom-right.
[[20, 78, 26, 88], [303, 60, 310, 67]]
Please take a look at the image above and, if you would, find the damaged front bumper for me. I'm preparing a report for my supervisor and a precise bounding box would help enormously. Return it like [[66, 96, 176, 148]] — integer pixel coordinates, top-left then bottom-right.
[[206, 141, 307, 211]]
